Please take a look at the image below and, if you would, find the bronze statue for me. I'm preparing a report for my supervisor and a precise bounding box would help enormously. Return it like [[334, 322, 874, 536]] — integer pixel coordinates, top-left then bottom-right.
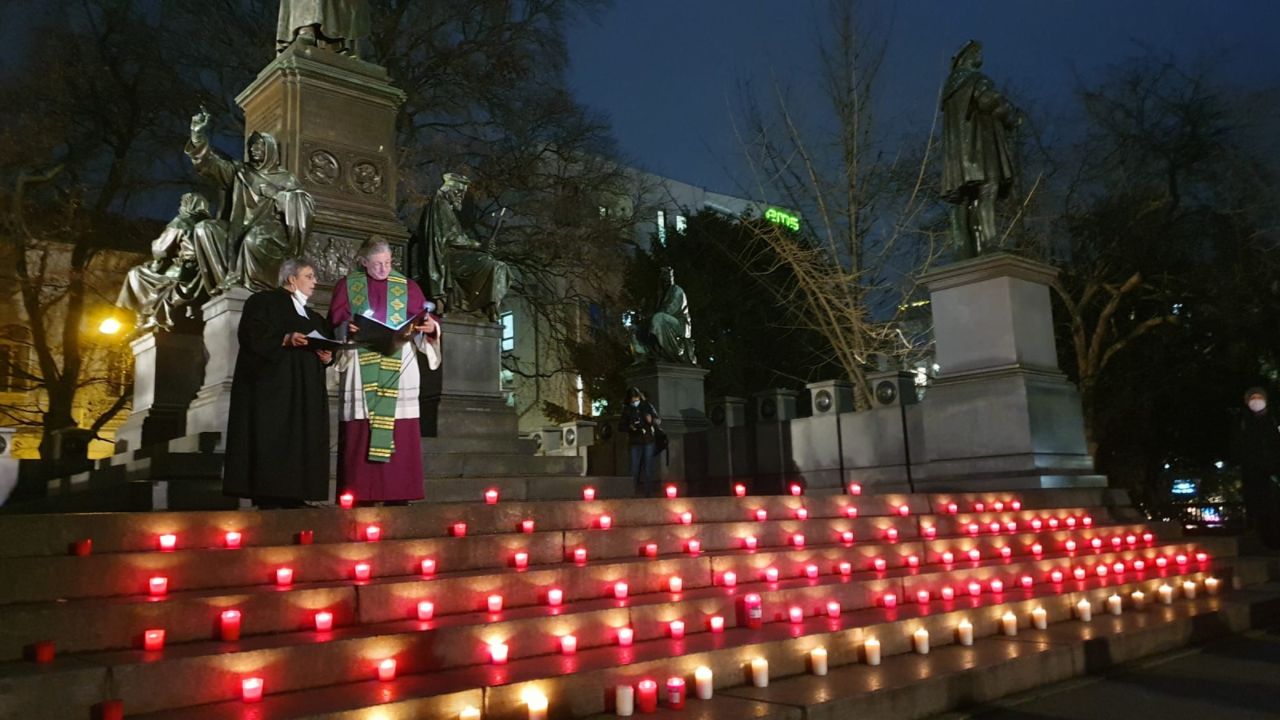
[[186, 110, 315, 293], [116, 193, 212, 331], [940, 40, 1020, 258], [277, 0, 370, 56], [631, 267, 696, 364], [409, 173, 510, 322]]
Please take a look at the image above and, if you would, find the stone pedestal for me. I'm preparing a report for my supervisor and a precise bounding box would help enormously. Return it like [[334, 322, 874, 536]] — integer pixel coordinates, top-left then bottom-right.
[[624, 362, 710, 487], [706, 396, 751, 489], [114, 330, 204, 454], [421, 315, 517, 439], [237, 44, 409, 285], [919, 253, 1102, 489], [185, 288, 253, 443]]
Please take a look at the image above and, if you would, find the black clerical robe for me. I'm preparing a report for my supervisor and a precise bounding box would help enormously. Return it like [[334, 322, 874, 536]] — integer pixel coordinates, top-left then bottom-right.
[[223, 287, 331, 503]]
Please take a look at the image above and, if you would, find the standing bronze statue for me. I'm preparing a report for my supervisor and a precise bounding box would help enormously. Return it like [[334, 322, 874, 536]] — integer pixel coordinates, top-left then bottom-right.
[[940, 40, 1021, 258], [277, 0, 370, 56], [631, 267, 696, 365], [186, 109, 315, 293], [115, 193, 213, 331], [409, 173, 510, 322]]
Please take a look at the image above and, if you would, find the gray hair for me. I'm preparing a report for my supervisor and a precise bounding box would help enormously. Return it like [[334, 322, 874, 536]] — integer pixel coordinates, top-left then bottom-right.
[[278, 257, 316, 286], [358, 236, 392, 261]]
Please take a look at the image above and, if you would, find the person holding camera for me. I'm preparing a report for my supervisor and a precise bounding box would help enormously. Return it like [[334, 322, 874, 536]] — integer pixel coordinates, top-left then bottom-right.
[[620, 387, 661, 496]]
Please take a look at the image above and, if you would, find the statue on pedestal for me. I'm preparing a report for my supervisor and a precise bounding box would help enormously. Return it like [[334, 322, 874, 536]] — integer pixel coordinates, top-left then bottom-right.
[[185, 109, 315, 293], [630, 266, 696, 365], [409, 173, 510, 322], [115, 193, 212, 331], [277, 0, 370, 56], [940, 40, 1021, 258]]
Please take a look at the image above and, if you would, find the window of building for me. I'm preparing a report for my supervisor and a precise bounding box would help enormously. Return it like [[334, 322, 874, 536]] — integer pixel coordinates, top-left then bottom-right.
[[500, 312, 515, 352], [656, 210, 667, 246], [0, 344, 32, 393], [675, 214, 688, 234]]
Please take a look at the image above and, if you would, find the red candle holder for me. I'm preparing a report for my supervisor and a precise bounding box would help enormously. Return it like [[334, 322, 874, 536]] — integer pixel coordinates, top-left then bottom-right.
[[364, 525, 381, 542], [598, 514, 613, 530], [1195, 551, 1208, 563], [923, 525, 937, 539], [668, 619, 685, 639], [942, 551, 955, 564], [827, 600, 842, 618], [848, 482, 862, 495], [789, 482, 803, 496], [686, 539, 701, 554], [1005, 520, 1018, 532], [1133, 559, 1147, 571], [220, 610, 242, 641], [882, 593, 898, 609], [241, 677, 264, 703], [1112, 561, 1125, 574], [451, 522, 467, 537], [613, 582, 628, 600], [484, 488, 499, 505], [143, 629, 165, 652], [989, 522, 1002, 534], [420, 558, 436, 576], [668, 576, 683, 593], [990, 579, 1004, 594], [275, 567, 294, 587], [966, 523, 980, 536], [1051, 569, 1064, 583], [974, 501, 986, 512], [1142, 531, 1154, 543], [314, 611, 333, 631], [841, 530, 855, 544], [488, 594, 504, 612], [679, 511, 693, 525], [721, 570, 737, 587], [709, 615, 725, 632], [743, 594, 764, 629], [617, 627, 634, 646], [916, 590, 930, 604], [353, 562, 371, 581], [1082, 515, 1094, 527], [788, 605, 805, 622], [1010, 500, 1022, 510], [1176, 553, 1189, 565], [754, 508, 768, 521], [637, 679, 658, 712], [666, 677, 686, 709], [1066, 516, 1078, 528], [1048, 517, 1060, 529], [377, 658, 397, 681], [838, 561, 852, 576], [993, 501, 1005, 512], [560, 634, 577, 655], [148, 576, 168, 597], [941, 586, 956, 600], [804, 564, 819, 579], [296, 530, 314, 545], [72, 538, 93, 556], [520, 519, 535, 533], [489, 642, 509, 664], [764, 567, 780, 583], [643, 542, 658, 558], [1073, 567, 1087, 580], [1096, 564, 1108, 577], [1126, 534, 1138, 546], [417, 601, 434, 621], [884, 527, 899, 542], [513, 551, 529, 570], [1031, 543, 1044, 556], [844, 506, 859, 518], [1065, 540, 1078, 552], [223, 531, 242, 549], [582, 486, 596, 501], [157, 534, 177, 552], [94, 700, 124, 720], [743, 535, 758, 550], [1021, 575, 1034, 589], [31, 641, 56, 663], [945, 502, 959, 514], [1111, 536, 1123, 548], [1090, 538, 1103, 550], [665, 484, 678, 499], [999, 546, 1012, 559], [733, 483, 747, 497], [872, 557, 887, 572], [1031, 518, 1043, 530], [338, 492, 355, 509], [906, 554, 920, 568], [967, 581, 982, 596], [572, 547, 588, 563], [791, 533, 806, 548], [897, 504, 910, 517], [967, 548, 981, 562]]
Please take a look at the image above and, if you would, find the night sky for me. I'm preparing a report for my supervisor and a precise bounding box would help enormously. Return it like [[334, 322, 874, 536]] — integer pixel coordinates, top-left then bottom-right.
[[566, 0, 1280, 195]]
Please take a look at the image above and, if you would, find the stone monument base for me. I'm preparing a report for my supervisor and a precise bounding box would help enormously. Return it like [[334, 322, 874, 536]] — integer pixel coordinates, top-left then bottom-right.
[[184, 288, 252, 448], [114, 330, 204, 454], [624, 361, 711, 489]]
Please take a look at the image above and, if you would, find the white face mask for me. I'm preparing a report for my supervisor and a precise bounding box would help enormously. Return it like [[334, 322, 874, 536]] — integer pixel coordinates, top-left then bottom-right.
[[1248, 398, 1267, 413]]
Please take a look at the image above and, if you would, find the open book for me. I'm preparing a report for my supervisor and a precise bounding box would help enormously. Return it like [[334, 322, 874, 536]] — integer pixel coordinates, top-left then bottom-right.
[[349, 303, 436, 355], [303, 331, 358, 352]]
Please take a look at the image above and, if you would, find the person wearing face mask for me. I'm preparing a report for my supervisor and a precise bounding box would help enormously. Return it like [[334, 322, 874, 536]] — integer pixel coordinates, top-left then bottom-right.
[[619, 387, 661, 496], [1231, 386, 1280, 549], [223, 257, 334, 508], [328, 236, 440, 505]]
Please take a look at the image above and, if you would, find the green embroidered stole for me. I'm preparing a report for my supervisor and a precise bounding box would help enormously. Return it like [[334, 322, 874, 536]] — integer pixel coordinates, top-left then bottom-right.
[[346, 271, 409, 462]]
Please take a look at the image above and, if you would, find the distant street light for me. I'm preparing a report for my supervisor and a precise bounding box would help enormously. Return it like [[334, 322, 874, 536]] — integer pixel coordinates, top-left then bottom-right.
[[98, 317, 122, 335]]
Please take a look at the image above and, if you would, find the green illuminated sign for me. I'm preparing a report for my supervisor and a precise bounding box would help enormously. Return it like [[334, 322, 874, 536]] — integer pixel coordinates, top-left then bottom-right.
[[766, 207, 801, 232]]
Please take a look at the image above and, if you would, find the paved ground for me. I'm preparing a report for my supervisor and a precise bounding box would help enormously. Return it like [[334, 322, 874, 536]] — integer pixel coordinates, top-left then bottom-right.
[[934, 625, 1280, 720]]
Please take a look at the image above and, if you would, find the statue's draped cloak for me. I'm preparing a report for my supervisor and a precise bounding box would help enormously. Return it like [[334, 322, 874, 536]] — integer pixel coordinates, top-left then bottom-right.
[[277, 0, 371, 45], [649, 284, 694, 363], [940, 68, 1016, 202], [410, 192, 509, 320]]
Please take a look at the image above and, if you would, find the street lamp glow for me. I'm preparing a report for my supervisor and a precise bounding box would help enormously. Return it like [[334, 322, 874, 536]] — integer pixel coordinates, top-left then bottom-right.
[[98, 317, 122, 335]]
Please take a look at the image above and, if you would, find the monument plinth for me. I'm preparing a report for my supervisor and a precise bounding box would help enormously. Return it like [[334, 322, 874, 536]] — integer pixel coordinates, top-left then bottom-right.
[[236, 43, 409, 285], [184, 287, 253, 444], [919, 253, 1103, 488], [624, 361, 710, 488], [420, 315, 517, 439], [114, 330, 204, 454]]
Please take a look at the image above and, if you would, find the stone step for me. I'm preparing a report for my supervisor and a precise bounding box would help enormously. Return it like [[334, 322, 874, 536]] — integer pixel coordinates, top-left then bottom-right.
[[423, 452, 585, 478], [421, 436, 538, 455], [422, 474, 633, 502]]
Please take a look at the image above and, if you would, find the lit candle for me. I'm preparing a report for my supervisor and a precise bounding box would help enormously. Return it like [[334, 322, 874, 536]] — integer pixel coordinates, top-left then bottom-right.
[[421, 559, 436, 576], [599, 515, 613, 530], [527, 691, 548, 720], [765, 567, 780, 583], [999, 546, 1012, 559], [946, 502, 958, 514], [789, 606, 804, 623], [913, 627, 930, 654], [990, 579, 1005, 594], [73, 538, 93, 556], [353, 562, 371, 581], [297, 530, 313, 545], [32, 641, 55, 663], [582, 486, 596, 501], [754, 508, 768, 521], [666, 677, 686, 709], [149, 576, 168, 597], [644, 543, 658, 558], [1021, 575, 1034, 589], [873, 557, 887, 572], [789, 482, 803, 496], [751, 657, 770, 687], [1107, 594, 1122, 616], [733, 483, 747, 497], [521, 519, 535, 533], [1032, 606, 1048, 630], [709, 615, 725, 633], [241, 677, 264, 703], [1011, 500, 1022, 510], [1077, 599, 1092, 622], [865, 637, 882, 665], [338, 491, 354, 509], [488, 594, 504, 612], [615, 685, 635, 716], [744, 594, 764, 628], [669, 620, 685, 639], [744, 536, 758, 550], [514, 551, 529, 570], [364, 525, 381, 542], [967, 548, 981, 562], [417, 601, 434, 621], [845, 506, 860, 518], [1111, 537, 1123, 549], [1156, 556, 1169, 568], [1048, 517, 1060, 529], [974, 502, 986, 512], [942, 551, 955, 564], [993, 501, 1005, 512], [560, 634, 577, 655], [1096, 564, 1108, 577], [695, 666, 714, 699], [989, 522, 1001, 534], [314, 611, 333, 631], [679, 511, 693, 525], [618, 627, 634, 646], [1051, 569, 1064, 583], [917, 589, 930, 604], [1131, 590, 1146, 608], [1143, 531, 1154, 542], [1001, 611, 1018, 636], [686, 539, 702, 554], [573, 547, 588, 563], [1183, 580, 1197, 599], [722, 571, 737, 587], [669, 576, 683, 593], [848, 482, 862, 495], [827, 600, 842, 618], [957, 619, 974, 646], [637, 679, 659, 712], [1113, 562, 1125, 574], [143, 629, 165, 651], [968, 581, 982, 597], [792, 533, 806, 548], [451, 522, 467, 537], [1073, 567, 1087, 581], [1065, 516, 1076, 528], [665, 484, 678, 498], [1133, 559, 1146, 571], [883, 593, 898, 609], [614, 581, 630, 599], [795, 507, 809, 520], [810, 646, 829, 676], [898, 504, 910, 517], [1082, 515, 1093, 527], [885, 528, 899, 542], [547, 588, 563, 607], [224, 531, 242, 549], [378, 658, 396, 681], [1032, 543, 1043, 556], [923, 525, 937, 539], [484, 488, 498, 504], [96, 700, 123, 720], [220, 610, 242, 641], [1031, 518, 1043, 530], [838, 561, 852, 576], [489, 642, 509, 664], [1158, 584, 1174, 604], [804, 564, 819, 579], [158, 534, 177, 551], [1205, 577, 1221, 596], [461, 707, 482, 720]]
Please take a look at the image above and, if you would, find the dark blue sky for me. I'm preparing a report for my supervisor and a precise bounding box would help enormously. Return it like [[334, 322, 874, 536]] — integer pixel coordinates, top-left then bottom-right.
[[566, 0, 1280, 195]]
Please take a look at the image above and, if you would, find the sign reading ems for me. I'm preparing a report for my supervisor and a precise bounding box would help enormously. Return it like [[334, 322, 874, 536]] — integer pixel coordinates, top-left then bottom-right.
[[765, 207, 801, 232]]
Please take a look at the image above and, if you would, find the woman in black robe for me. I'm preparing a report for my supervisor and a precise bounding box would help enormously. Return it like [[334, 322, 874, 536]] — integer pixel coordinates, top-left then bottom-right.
[[223, 258, 333, 507]]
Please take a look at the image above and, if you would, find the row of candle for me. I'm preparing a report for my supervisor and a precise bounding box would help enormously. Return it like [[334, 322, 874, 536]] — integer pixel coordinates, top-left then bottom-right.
[[613, 669, 714, 715]]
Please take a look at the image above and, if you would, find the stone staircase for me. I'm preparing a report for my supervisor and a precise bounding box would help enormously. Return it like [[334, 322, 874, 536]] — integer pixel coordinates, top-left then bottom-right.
[[0, 487, 1272, 719]]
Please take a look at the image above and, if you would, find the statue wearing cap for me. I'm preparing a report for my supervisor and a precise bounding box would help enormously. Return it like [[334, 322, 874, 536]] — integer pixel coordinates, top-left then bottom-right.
[[408, 172, 510, 322], [940, 40, 1021, 258]]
